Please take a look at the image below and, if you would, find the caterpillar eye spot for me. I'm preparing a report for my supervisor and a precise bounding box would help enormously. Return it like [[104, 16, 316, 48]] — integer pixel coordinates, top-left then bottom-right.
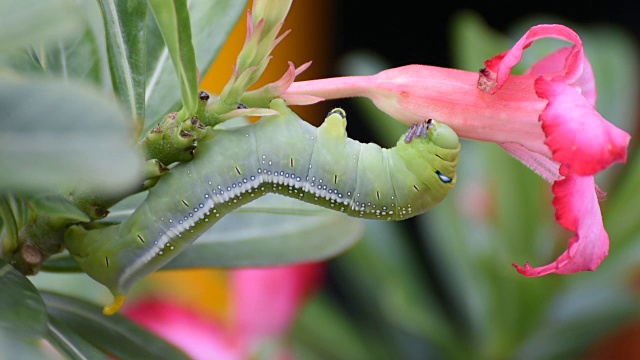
[[436, 170, 453, 183]]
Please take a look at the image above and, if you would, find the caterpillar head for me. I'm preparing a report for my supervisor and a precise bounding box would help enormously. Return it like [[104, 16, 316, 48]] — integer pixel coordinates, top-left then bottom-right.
[[397, 119, 461, 191], [429, 121, 459, 151]]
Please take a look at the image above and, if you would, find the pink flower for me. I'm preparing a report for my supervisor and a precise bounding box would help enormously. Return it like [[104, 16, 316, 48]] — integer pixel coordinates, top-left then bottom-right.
[[283, 24, 631, 276], [123, 263, 323, 359]]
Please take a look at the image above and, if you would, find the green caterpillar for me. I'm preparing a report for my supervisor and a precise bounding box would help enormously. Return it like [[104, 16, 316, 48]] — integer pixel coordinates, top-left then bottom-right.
[[64, 99, 460, 314]]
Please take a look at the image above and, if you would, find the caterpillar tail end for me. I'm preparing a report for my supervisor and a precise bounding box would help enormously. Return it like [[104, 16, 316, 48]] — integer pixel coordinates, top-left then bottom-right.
[[102, 295, 126, 315]]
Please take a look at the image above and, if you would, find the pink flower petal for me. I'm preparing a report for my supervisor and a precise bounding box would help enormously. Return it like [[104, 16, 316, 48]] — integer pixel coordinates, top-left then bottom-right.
[[480, 24, 586, 94], [514, 174, 608, 275], [526, 46, 597, 106], [535, 77, 630, 176], [270, 61, 312, 94], [231, 263, 324, 342], [248, 61, 322, 104], [124, 299, 241, 360]]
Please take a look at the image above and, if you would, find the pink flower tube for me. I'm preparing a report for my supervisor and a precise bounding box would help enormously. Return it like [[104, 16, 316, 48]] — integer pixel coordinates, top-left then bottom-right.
[[283, 24, 631, 276]]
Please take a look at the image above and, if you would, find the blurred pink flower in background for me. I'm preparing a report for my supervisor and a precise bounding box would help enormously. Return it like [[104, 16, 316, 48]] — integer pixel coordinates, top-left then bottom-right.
[[284, 24, 631, 277], [124, 262, 323, 359]]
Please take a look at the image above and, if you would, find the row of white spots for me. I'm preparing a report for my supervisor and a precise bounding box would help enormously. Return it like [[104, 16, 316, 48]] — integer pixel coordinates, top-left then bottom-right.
[[119, 196, 215, 290], [126, 152, 406, 287]]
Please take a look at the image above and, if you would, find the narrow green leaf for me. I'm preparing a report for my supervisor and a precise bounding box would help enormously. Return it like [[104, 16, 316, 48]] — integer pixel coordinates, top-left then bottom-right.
[[0, 75, 145, 193], [0, 259, 48, 338], [0, 0, 82, 52], [35, 24, 100, 87], [163, 195, 365, 268], [292, 295, 382, 360], [31, 272, 113, 309], [43, 195, 364, 272], [187, 0, 248, 76], [335, 220, 463, 354], [606, 149, 640, 244], [0, 195, 20, 253], [44, 193, 364, 270], [514, 284, 635, 359], [40, 254, 82, 273], [144, 0, 247, 129], [0, 0, 93, 79], [27, 194, 91, 223], [45, 316, 110, 360], [0, 49, 43, 75], [147, 0, 198, 122], [41, 291, 190, 360], [97, 0, 147, 129], [0, 328, 55, 359]]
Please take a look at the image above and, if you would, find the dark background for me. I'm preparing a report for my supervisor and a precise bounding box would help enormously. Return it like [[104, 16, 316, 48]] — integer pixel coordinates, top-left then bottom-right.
[[334, 0, 640, 69]]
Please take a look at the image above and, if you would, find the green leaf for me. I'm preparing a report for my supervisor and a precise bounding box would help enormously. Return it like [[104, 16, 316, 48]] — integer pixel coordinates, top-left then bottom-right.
[[147, 0, 198, 122], [514, 282, 636, 360], [44, 193, 364, 270], [292, 295, 382, 360], [34, 23, 101, 88], [164, 194, 365, 268], [144, 0, 247, 129], [40, 254, 82, 273], [45, 316, 110, 360], [0, 0, 83, 52], [27, 194, 90, 223], [41, 291, 190, 360], [0, 75, 144, 193], [96, 0, 147, 127], [0, 195, 30, 255], [0, 1, 95, 79], [0, 50, 43, 75], [606, 148, 640, 244], [0, 259, 48, 338], [334, 220, 463, 355], [0, 328, 55, 359]]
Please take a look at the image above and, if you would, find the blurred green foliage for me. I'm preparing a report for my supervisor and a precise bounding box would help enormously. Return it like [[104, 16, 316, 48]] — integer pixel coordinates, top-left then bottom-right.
[[291, 10, 640, 360]]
